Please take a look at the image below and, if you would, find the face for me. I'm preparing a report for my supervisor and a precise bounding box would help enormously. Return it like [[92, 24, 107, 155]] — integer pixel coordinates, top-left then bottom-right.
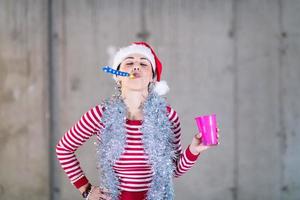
[[116, 53, 154, 92]]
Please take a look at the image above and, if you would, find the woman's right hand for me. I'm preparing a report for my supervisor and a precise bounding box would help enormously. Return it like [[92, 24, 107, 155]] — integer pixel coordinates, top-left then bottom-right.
[[87, 186, 112, 200]]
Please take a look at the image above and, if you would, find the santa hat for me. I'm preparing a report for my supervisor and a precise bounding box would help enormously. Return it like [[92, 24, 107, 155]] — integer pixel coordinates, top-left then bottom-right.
[[112, 41, 169, 96]]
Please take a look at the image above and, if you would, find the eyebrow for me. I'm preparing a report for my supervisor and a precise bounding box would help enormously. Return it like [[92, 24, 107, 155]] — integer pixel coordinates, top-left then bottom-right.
[[124, 57, 134, 60], [124, 57, 150, 62]]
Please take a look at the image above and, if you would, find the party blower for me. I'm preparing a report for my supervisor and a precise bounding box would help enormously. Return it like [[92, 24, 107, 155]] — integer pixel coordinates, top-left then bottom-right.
[[102, 66, 135, 79]]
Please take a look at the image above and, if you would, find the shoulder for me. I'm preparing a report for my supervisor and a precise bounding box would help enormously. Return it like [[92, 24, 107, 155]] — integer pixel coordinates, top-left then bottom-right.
[[85, 104, 104, 120]]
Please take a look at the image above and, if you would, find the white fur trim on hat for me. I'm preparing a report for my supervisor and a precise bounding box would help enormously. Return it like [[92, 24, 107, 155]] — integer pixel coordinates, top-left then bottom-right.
[[112, 44, 156, 72], [153, 80, 169, 96]]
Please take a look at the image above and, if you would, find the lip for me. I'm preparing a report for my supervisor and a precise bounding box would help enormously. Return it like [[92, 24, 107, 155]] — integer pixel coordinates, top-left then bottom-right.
[[132, 72, 141, 78]]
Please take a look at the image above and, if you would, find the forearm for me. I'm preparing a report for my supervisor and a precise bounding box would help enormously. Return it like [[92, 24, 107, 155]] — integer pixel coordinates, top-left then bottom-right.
[[173, 145, 200, 178]]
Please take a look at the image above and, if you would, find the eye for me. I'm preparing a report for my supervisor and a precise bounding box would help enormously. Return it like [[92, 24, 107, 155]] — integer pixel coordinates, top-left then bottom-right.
[[140, 63, 148, 67], [125, 62, 133, 66]]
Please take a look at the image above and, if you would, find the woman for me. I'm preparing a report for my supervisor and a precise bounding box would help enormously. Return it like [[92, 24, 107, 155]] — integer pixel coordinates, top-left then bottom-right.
[[56, 42, 219, 200]]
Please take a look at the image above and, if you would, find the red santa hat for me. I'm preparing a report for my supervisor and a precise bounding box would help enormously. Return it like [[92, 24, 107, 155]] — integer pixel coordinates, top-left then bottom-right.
[[112, 41, 169, 96]]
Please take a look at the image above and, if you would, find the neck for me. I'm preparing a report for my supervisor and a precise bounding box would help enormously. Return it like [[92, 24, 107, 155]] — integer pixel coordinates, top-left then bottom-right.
[[121, 88, 149, 111]]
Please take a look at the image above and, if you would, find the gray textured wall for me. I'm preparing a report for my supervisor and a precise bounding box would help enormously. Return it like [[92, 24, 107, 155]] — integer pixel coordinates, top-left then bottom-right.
[[0, 0, 299, 200], [0, 0, 49, 200]]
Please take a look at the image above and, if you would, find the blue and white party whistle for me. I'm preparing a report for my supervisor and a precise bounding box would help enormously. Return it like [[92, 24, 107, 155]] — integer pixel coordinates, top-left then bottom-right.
[[102, 66, 135, 79]]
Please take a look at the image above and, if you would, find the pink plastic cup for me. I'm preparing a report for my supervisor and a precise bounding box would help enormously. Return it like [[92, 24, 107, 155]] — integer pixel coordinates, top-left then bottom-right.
[[195, 114, 218, 146]]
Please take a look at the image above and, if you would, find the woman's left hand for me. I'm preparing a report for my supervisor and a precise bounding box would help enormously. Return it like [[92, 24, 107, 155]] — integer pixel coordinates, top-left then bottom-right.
[[189, 128, 220, 155]]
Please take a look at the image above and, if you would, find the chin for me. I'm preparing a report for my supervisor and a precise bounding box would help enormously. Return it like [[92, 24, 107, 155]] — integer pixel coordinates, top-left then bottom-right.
[[126, 84, 147, 91], [128, 86, 147, 91], [125, 81, 145, 89]]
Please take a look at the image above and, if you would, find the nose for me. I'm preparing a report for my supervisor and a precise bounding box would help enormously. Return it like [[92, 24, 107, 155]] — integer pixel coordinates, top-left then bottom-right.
[[133, 65, 140, 71]]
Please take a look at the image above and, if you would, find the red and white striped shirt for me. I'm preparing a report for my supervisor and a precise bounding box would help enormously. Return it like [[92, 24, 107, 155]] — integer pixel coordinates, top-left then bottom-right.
[[56, 104, 200, 193]]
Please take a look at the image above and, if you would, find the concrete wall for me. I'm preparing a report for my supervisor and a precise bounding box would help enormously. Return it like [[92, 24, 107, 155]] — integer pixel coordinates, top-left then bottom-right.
[[0, 0, 49, 199], [0, 0, 299, 200]]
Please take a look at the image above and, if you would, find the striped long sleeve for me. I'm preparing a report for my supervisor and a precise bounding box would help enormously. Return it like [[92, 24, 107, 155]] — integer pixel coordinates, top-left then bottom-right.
[[166, 106, 200, 178], [56, 105, 103, 188]]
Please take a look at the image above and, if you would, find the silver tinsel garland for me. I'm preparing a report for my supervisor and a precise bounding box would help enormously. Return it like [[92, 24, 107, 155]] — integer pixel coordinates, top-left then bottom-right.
[[96, 90, 177, 200]]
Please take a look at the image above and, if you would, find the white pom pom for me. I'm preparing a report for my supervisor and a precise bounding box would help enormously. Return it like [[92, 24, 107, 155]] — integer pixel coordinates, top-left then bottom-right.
[[153, 80, 170, 96]]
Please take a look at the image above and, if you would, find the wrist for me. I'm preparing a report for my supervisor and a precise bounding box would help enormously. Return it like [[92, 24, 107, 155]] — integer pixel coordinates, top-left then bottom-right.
[[80, 183, 92, 198], [186, 145, 200, 161], [79, 183, 89, 194], [189, 145, 200, 156], [74, 176, 89, 189]]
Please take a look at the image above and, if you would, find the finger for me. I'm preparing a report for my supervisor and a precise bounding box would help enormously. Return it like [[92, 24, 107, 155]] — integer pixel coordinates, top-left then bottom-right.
[[201, 146, 210, 151], [98, 197, 111, 200], [96, 187, 111, 195], [99, 193, 112, 200], [195, 134, 202, 143], [100, 191, 112, 197], [197, 132, 202, 138], [89, 186, 97, 197], [100, 187, 111, 194], [216, 127, 220, 132]]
